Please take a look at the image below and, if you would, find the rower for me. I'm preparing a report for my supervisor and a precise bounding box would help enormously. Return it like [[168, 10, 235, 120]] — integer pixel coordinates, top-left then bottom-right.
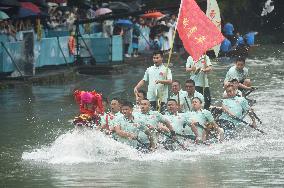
[[189, 97, 224, 143], [113, 101, 154, 151], [133, 89, 146, 113], [218, 85, 256, 137], [224, 57, 252, 91], [223, 79, 243, 98], [99, 98, 123, 134], [164, 99, 194, 147], [169, 80, 187, 112], [183, 79, 204, 112], [136, 99, 176, 148]]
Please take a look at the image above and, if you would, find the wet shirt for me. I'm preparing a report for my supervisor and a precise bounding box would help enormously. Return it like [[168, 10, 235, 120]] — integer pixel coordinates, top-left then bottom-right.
[[135, 110, 169, 128], [113, 114, 148, 147], [143, 64, 172, 103], [100, 112, 123, 130], [135, 110, 170, 144], [224, 65, 249, 83], [219, 96, 250, 125], [188, 109, 215, 135], [182, 91, 205, 112], [186, 55, 212, 87], [163, 113, 193, 135]]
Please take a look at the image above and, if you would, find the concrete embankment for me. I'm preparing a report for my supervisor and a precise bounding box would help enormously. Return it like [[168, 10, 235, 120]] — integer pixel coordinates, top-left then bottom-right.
[[0, 53, 185, 89]]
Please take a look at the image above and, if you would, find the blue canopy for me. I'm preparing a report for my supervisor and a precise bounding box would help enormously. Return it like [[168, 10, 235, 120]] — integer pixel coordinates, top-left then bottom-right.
[[115, 19, 133, 27]]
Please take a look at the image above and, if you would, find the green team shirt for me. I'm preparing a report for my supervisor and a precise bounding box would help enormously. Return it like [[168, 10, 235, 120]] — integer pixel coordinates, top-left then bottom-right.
[[182, 91, 205, 112], [113, 114, 149, 147], [219, 96, 250, 125], [135, 110, 170, 144], [224, 65, 249, 82], [135, 110, 169, 128], [100, 112, 123, 130], [186, 55, 212, 87], [143, 64, 172, 103], [163, 113, 193, 135], [188, 109, 215, 135]]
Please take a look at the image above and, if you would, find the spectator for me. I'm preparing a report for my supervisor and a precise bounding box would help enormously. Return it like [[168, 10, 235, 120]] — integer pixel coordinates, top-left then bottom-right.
[[122, 26, 132, 58]]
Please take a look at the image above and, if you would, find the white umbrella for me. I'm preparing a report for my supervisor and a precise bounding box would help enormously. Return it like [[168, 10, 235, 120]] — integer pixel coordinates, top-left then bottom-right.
[[95, 8, 112, 17]]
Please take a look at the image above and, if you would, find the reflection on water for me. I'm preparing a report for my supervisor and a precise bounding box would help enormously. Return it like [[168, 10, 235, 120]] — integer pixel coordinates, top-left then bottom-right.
[[0, 45, 284, 187]]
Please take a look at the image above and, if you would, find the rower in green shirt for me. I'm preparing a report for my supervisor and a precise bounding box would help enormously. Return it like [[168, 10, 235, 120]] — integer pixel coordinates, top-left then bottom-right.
[[218, 85, 256, 136], [113, 101, 154, 150], [163, 99, 194, 147], [189, 97, 224, 143], [224, 57, 252, 91], [99, 98, 123, 135], [135, 99, 176, 149]]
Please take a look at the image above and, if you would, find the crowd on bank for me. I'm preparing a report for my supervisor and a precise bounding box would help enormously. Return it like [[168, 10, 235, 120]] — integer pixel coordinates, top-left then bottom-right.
[[1, 1, 259, 60], [0, 1, 182, 58]]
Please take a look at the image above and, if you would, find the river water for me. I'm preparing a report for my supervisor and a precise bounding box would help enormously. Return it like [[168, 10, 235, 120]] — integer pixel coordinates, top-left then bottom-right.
[[0, 45, 283, 187]]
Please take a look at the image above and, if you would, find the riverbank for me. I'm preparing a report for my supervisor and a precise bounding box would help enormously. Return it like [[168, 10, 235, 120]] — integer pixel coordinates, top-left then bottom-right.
[[0, 52, 181, 89]]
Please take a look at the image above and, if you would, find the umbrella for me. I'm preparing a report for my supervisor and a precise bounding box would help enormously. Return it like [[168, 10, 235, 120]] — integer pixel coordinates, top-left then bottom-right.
[[17, 7, 38, 17], [18, 0, 47, 7], [141, 11, 165, 19], [0, 10, 9, 19], [20, 2, 40, 13], [109, 2, 134, 13], [115, 19, 133, 27], [95, 8, 112, 17], [0, 0, 20, 7]]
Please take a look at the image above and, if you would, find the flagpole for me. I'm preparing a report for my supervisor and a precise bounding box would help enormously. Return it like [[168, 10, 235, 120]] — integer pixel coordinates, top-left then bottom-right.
[[203, 53, 206, 96], [165, 0, 184, 72], [157, 0, 184, 112]]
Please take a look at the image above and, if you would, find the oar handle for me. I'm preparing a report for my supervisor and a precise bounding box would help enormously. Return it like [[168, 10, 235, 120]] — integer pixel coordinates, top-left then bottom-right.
[[135, 137, 148, 149], [156, 129, 189, 150], [231, 115, 266, 135], [176, 133, 196, 141]]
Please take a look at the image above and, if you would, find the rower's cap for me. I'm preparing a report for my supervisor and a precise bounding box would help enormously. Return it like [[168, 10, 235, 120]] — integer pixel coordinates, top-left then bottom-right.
[[81, 92, 94, 104]]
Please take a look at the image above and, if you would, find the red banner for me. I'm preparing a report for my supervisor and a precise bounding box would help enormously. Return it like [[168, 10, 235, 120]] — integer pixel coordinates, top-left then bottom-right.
[[177, 0, 224, 61]]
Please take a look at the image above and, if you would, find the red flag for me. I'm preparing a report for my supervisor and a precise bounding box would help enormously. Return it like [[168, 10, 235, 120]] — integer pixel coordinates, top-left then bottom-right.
[[177, 0, 224, 61]]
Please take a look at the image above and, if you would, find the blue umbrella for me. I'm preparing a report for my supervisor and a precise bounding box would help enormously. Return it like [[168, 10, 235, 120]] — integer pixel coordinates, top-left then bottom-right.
[[115, 19, 133, 27]]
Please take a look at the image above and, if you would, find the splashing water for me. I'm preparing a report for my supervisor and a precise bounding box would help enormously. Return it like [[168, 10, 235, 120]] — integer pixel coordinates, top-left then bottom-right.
[[22, 129, 140, 164]]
